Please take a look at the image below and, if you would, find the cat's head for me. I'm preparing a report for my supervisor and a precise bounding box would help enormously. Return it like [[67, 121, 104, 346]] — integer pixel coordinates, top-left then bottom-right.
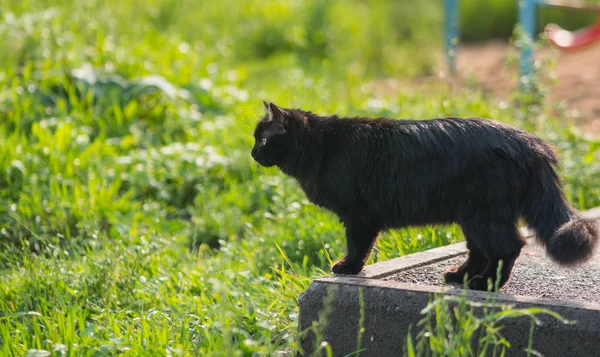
[[251, 101, 304, 167]]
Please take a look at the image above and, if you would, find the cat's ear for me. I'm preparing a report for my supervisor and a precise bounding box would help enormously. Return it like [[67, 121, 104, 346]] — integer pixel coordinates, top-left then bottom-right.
[[268, 103, 287, 124], [263, 100, 270, 110]]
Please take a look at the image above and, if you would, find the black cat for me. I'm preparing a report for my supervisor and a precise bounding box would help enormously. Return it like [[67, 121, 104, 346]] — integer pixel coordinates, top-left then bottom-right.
[[251, 101, 599, 291]]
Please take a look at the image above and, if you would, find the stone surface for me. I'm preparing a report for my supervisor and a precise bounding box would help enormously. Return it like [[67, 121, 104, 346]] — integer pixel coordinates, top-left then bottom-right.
[[387, 242, 600, 304], [298, 207, 600, 357]]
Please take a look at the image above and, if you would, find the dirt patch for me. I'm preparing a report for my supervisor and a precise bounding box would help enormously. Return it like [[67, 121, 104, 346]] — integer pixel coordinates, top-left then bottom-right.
[[453, 40, 600, 135], [373, 40, 600, 137]]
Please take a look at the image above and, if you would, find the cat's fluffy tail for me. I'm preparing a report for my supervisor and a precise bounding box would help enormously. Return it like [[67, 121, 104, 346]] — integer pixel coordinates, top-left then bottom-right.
[[521, 161, 599, 265]]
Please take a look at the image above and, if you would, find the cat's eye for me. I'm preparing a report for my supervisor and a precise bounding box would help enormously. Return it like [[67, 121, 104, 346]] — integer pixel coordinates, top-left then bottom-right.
[[260, 138, 267, 146]]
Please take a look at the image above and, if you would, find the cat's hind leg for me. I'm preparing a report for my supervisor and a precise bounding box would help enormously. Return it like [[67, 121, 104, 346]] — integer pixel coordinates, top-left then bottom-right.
[[461, 220, 525, 291], [444, 238, 489, 285], [332, 219, 381, 275]]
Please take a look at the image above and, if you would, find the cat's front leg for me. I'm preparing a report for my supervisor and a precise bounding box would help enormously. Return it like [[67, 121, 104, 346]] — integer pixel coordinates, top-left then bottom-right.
[[332, 220, 381, 275]]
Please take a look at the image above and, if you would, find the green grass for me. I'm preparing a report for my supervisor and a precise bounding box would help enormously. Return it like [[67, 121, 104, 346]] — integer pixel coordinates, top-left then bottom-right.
[[405, 287, 572, 357], [1, 1, 599, 356]]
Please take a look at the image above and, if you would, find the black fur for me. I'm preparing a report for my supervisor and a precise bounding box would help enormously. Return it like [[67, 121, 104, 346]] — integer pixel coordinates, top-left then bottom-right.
[[251, 102, 599, 291]]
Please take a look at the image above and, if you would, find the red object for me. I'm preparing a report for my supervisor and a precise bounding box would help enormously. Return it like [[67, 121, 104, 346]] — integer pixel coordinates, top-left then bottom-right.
[[545, 15, 600, 51]]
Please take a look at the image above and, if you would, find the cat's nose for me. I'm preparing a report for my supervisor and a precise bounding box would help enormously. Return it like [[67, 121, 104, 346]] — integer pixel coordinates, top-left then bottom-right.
[[251, 147, 257, 157]]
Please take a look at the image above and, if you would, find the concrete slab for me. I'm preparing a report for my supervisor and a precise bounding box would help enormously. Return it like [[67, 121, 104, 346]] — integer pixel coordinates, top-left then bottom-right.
[[298, 207, 600, 357]]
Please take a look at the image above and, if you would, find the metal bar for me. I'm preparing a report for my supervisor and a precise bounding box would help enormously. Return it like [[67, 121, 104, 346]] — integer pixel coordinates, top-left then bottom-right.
[[444, 0, 459, 74], [518, 0, 537, 88]]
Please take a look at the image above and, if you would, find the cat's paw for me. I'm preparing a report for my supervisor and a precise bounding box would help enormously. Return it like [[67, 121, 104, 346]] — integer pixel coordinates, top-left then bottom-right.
[[332, 259, 363, 275], [467, 276, 490, 291], [443, 266, 466, 284]]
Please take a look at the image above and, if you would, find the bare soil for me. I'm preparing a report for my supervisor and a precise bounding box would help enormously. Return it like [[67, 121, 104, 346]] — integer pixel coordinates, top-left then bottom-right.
[[454, 40, 600, 135], [374, 40, 600, 137]]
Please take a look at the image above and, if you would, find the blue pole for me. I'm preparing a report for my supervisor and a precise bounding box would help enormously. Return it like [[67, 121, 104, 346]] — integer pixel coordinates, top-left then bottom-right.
[[518, 0, 536, 88], [444, 0, 459, 74]]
